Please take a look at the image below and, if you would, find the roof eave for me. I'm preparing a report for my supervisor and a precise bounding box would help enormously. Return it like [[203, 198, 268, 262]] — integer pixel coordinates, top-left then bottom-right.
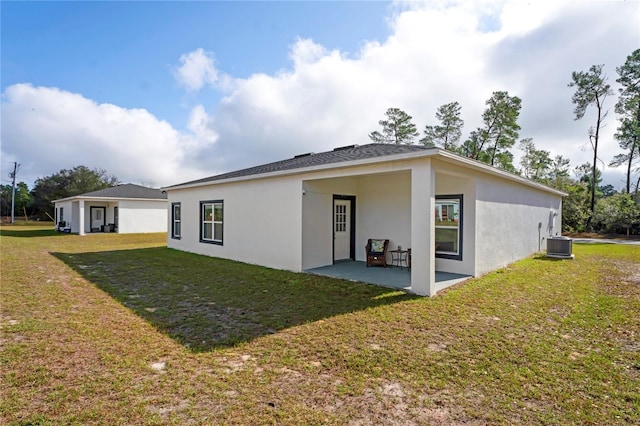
[[435, 150, 568, 197], [163, 148, 566, 198], [53, 196, 167, 203], [163, 149, 440, 191]]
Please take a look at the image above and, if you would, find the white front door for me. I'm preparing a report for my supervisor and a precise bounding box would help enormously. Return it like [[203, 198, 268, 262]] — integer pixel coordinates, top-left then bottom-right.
[[91, 207, 105, 231], [333, 199, 351, 261]]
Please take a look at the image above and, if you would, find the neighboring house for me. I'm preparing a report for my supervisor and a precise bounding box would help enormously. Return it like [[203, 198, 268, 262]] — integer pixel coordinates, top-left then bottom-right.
[[163, 144, 565, 296], [53, 184, 168, 235]]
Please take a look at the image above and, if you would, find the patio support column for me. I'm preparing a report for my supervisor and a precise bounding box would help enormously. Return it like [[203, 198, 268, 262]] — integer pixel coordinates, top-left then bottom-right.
[[78, 199, 85, 236], [410, 160, 436, 296]]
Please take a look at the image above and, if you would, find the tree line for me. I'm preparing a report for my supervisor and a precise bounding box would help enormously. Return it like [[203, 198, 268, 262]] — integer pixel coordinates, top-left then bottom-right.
[[2, 50, 638, 234], [0, 166, 118, 221], [368, 49, 640, 235]]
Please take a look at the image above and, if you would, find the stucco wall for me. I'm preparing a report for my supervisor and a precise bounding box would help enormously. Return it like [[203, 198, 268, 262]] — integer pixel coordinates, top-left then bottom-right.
[[104, 202, 117, 227], [355, 171, 411, 259], [83, 202, 109, 233], [475, 174, 562, 275], [168, 176, 303, 272], [301, 177, 358, 270], [166, 154, 562, 285], [54, 201, 73, 229], [301, 171, 411, 270], [434, 167, 476, 276], [55, 199, 166, 234], [118, 200, 167, 234], [71, 202, 80, 233]]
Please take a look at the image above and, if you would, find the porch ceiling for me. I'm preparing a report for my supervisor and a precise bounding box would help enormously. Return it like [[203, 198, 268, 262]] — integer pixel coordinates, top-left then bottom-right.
[[302, 169, 410, 185]]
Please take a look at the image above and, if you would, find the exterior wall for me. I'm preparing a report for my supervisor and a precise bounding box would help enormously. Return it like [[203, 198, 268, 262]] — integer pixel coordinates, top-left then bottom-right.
[[475, 174, 562, 275], [166, 153, 562, 293], [168, 176, 303, 272], [54, 201, 73, 230], [302, 177, 358, 270], [83, 202, 109, 233], [71, 201, 80, 233], [301, 171, 411, 270], [56, 199, 166, 234], [355, 171, 411, 259], [409, 159, 436, 296], [433, 163, 477, 276], [104, 202, 117, 229], [117, 200, 167, 233]]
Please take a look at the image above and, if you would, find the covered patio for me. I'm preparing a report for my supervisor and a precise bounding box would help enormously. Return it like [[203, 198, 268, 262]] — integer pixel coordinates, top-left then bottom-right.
[[306, 261, 471, 293], [301, 158, 477, 296]]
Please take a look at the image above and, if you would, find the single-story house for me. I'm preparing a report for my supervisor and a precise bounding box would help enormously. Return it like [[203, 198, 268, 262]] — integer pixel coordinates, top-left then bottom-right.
[[163, 144, 565, 296], [53, 183, 168, 235]]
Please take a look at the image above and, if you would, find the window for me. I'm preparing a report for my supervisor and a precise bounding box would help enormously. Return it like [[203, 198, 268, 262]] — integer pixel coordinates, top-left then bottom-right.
[[335, 203, 346, 232], [114, 207, 118, 229], [435, 194, 463, 260], [59, 207, 64, 222], [171, 203, 181, 239], [200, 200, 223, 244]]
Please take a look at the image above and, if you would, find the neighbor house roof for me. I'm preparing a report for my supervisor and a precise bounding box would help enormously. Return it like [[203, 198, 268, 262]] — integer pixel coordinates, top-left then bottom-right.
[[165, 143, 566, 196], [54, 183, 167, 203]]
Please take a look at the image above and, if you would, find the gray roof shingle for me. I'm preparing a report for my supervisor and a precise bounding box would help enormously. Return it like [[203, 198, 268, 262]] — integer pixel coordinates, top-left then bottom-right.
[[77, 183, 167, 200], [168, 143, 434, 188]]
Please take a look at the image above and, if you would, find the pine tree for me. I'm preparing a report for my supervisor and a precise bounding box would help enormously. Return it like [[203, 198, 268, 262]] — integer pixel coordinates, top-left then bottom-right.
[[419, 101, 464, 151], [568, 64, 612, 215], [369, 108, 419, 144]]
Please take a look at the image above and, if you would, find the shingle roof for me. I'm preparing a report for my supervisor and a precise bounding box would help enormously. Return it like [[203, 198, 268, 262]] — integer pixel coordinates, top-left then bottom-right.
[[168, 143, 433, 188], [76, 183, 167, 200]]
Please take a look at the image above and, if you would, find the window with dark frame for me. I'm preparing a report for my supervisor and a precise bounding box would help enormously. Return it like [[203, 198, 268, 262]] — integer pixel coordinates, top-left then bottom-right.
[[335, 204, 347, 232], [171, 203, 181, 239], [200, 200, 223, 245], [435, 194, 463, 260]]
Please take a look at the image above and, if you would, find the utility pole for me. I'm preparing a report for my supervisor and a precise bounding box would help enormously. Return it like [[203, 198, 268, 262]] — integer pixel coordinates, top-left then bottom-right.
[[9, 162, 19, 224]]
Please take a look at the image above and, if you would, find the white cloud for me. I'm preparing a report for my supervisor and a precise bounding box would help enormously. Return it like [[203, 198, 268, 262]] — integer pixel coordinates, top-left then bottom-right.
[[3, 1, 637, 190], [174, 48, 219, 92], [290, 37, 331, 67], [186, 104, 218, 148], [0, 84, 213, 187], [188, 0, 637, 189]]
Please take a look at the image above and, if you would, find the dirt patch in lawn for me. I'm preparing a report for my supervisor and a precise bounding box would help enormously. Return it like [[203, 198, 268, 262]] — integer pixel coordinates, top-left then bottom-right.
[[601, 259, 640, 298], [615, 261, 640, 285]]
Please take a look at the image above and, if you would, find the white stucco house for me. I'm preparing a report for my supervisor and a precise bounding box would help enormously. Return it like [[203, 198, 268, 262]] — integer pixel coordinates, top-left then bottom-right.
[[163, 144, 565, 296], [53, 183, 168, 235]]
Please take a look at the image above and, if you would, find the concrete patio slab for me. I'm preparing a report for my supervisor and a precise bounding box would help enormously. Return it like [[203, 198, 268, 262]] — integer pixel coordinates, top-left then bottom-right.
[[306, 261, 471, 294]]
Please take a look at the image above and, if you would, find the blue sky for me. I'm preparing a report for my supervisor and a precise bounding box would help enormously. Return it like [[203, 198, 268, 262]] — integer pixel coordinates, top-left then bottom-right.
[[2, 1, 390, 132], [2, 1, 639, 188]]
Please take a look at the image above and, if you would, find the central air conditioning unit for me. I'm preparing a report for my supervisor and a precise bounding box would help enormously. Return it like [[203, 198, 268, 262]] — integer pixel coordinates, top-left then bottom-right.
[[546, 236, 574, 259]]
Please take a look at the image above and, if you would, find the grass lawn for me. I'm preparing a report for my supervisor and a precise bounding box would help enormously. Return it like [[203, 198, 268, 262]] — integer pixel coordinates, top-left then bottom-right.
[[1, 224, 639, 425]]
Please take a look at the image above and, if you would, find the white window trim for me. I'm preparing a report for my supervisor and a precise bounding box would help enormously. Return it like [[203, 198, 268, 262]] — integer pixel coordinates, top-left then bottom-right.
[[172, 202, 181, 239], [200, 200, 223, 245], [435, 194, 463, 260]]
